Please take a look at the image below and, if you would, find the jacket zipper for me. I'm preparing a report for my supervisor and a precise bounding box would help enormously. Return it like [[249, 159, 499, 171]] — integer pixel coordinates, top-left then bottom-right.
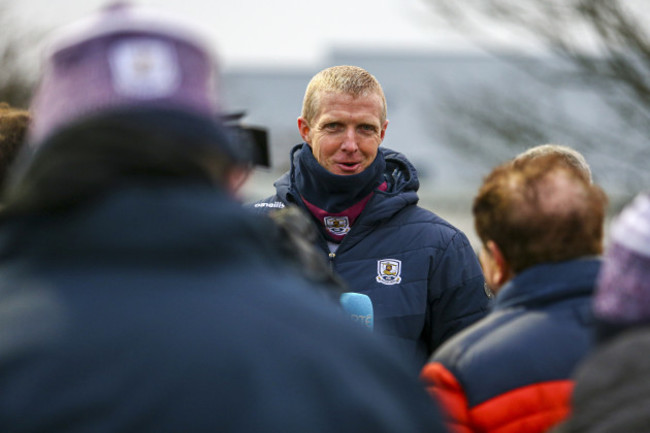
[[328, 252, 336, 272]]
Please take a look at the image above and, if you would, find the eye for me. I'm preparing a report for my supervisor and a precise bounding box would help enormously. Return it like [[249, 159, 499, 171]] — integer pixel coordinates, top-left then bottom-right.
[[324, 122, 342, 131], [359, 124, 377, 133]]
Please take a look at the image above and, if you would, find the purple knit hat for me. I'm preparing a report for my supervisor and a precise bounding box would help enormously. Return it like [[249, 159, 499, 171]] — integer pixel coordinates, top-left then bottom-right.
[[594, 193, 650, 324], [28, 2, 220, 145]]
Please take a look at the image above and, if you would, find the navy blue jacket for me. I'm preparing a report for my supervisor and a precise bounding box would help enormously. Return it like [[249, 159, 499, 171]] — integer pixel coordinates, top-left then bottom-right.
[[252, 144, 489, 368], [422, 258, 600, 433], [0, 184, 446, 433]]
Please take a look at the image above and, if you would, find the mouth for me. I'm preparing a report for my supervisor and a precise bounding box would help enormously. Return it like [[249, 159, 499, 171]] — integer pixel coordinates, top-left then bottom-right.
[[335, 162, 362, 173]]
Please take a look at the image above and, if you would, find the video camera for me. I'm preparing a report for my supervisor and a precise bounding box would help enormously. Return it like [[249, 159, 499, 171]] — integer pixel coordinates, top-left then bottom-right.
[[221, 112, 270, 168]]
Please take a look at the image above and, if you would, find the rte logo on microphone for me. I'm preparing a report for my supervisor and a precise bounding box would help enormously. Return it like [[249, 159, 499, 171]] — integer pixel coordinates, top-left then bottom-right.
[[340, 292, 374, 331]]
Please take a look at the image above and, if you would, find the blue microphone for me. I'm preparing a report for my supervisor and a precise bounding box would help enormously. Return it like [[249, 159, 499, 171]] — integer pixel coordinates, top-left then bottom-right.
[[339, 292, 374, 331]]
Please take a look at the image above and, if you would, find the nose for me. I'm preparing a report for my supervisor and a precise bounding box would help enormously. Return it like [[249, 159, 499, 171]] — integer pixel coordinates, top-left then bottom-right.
[[340, 127, 359, 152]]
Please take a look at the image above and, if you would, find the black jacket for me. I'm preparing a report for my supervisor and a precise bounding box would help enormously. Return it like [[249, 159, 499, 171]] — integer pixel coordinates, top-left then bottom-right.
[[0, 184, 446, 433], [552, 326, 650, 433]]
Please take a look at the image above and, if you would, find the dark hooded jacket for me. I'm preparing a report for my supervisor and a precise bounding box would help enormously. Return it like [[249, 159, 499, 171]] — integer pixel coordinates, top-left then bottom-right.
[[252, 144, 489, 368], [0, 183, 449, 433]]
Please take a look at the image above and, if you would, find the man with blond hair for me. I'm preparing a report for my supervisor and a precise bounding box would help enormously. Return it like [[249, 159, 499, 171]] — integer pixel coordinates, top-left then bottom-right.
[[421, 152, 608, 433], [253, 65, 489, 369]]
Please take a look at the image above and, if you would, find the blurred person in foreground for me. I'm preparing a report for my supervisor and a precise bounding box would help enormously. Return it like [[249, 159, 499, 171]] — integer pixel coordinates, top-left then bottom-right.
[[0, 4, 447, 432], [552, 192, 650, 432], [0, 102, 30, 192], [251, 64, 489, 369], [421, 151, 608, 433]]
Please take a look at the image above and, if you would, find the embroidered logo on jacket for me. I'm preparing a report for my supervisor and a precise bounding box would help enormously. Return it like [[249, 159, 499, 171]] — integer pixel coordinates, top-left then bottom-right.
[[324, 216, 351, 235], [376, 259, 402, 285]]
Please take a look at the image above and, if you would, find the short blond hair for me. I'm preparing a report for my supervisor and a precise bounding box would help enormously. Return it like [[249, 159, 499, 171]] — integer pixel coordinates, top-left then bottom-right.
[[301, 65, 387, 125]]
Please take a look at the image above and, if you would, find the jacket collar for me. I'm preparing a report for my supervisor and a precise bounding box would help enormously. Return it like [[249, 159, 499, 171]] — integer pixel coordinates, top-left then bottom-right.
[[275, 143, 420, 206], [494, 257, 601, 310]]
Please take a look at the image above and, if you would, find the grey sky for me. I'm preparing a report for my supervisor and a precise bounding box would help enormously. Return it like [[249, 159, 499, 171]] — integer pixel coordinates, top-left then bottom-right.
[[11, 0, 479, 69]]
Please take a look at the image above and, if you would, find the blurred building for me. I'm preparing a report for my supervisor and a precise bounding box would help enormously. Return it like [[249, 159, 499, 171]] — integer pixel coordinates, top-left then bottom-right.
[[222, 49, 493, 196], [223, 49, 637, 246]]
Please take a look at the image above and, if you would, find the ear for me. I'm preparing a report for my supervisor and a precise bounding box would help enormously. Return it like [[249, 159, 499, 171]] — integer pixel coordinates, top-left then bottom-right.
[[380, 119, 389, 141], [482, 240, 512, 293], [297, 117, 311, 144]]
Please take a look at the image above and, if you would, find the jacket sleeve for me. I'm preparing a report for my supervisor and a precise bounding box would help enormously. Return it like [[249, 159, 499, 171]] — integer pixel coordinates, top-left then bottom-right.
[[245, 194, 287, 215], [427, 231, 489, 353], [421, 361, 474, 433]]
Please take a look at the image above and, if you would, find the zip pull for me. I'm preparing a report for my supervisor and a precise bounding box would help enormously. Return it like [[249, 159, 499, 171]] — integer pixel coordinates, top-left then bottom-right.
[[327, 252, 337, 272]]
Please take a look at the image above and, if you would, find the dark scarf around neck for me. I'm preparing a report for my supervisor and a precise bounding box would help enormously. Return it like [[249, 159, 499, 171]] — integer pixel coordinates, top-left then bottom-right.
[[294, 144, 386, 242]]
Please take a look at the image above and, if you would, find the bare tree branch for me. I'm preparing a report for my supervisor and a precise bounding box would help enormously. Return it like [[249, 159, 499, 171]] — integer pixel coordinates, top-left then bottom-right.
[[423, 0, 650, 195]]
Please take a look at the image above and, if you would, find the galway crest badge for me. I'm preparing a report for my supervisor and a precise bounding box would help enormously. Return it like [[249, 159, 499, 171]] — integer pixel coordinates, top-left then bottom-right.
[[324, 216, 351, 236], [376, 259, 402, 285]]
